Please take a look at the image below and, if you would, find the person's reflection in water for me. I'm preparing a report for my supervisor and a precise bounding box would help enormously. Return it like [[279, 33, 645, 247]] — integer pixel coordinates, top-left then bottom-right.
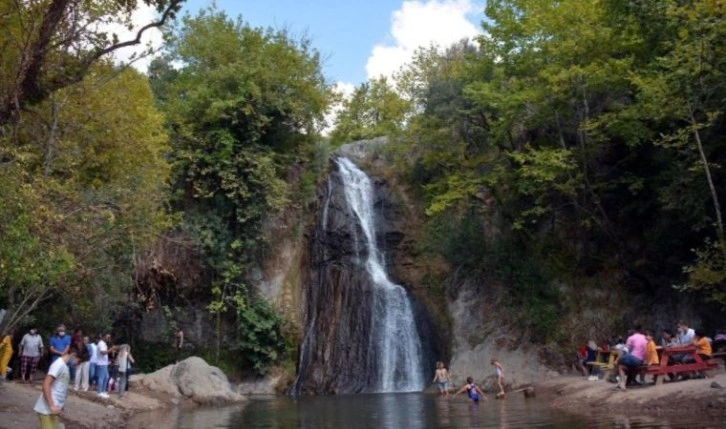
[[467, 401, 483, 428], [435, 395, 452, 427], [498, 397, 509, 429]]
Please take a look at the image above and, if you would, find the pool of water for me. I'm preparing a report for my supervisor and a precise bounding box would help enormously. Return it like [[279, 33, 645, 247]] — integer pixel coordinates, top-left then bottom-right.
[[127, 393, 717, 429]]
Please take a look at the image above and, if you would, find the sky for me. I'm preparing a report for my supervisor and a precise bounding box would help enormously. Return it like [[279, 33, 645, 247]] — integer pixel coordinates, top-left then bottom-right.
[[113, 0, 486, 91]]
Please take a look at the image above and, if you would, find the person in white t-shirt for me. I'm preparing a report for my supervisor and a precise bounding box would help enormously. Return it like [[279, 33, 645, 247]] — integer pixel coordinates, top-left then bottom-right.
[[95, 333, 115, 398], [34, 348, 77, 429], [87, 337, 98, 389]]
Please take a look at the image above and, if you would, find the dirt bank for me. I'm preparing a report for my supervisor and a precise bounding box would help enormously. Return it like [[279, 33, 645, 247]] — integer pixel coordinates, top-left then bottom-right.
[[0, 381, 172, 429], [537, 372, 726, 419]]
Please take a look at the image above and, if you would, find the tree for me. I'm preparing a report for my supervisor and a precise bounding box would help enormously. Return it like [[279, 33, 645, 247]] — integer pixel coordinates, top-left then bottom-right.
[[0, 65, 172, 332], [151, 8, 332, 371], [329, 77, 410, 145], [0, 0, 185, 126]]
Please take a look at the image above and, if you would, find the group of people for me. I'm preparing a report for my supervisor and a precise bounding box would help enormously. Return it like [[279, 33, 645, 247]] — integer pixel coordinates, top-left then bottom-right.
[[578, 320, 721, 390], [0, 324, 139, 429], [431, 358, 506, 402]]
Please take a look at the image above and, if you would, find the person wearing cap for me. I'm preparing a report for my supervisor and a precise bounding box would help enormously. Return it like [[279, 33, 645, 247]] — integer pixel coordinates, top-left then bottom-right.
[[49, 325, 70, 363], [19, 326, 44, 383]]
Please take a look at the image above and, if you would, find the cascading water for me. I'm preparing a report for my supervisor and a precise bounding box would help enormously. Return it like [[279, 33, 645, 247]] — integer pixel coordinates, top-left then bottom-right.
[[336, 157, 425, 392], [291, 153, 432, 395]]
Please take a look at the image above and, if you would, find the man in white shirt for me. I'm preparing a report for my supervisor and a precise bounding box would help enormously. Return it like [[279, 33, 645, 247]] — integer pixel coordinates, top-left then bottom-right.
[[95, 333, 115, 398], [34, 348, 76, 429], [19, 327, 44, 383], [677, 320, 695, 345], [88, 337, 98, 389]]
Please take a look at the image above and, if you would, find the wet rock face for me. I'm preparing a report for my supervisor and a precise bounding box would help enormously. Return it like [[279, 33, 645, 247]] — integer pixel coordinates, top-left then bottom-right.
[[292, 166, 377, 394], [292, 158, 436, 395]]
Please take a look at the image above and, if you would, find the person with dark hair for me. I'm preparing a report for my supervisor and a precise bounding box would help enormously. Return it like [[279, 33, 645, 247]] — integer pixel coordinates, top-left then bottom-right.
[[453, 377, 486, 403], [19, 327, 44, 383], [49, 325, 70, 363], [34, 347, 77, 429], [692, 329, 712, 362], [661, 329, 678, 348], [614, 326, 647, 391]]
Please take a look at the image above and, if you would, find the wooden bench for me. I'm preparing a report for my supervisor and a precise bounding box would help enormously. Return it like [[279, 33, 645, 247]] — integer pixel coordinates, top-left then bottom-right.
[[586, 349, 618, 371], [640, 345, 720, 385]]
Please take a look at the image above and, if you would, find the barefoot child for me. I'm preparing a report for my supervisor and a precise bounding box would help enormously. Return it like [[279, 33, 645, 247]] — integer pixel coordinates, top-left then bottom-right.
[[432, 361, 451, 396], [491, 359, 505, 398], [453, 377, 486, 403]]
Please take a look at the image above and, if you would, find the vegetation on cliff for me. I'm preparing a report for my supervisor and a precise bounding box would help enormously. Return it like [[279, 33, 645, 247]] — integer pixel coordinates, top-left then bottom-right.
[[0, 3, 330, 375], [331, 0, 726, 342]]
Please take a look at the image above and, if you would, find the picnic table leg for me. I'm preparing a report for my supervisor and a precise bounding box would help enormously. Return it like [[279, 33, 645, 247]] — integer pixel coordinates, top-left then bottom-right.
[[654, 373, 664, 386]]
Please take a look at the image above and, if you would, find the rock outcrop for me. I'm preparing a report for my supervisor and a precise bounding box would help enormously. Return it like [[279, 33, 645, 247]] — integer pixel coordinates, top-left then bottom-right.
[[133, 357, 244, 405]]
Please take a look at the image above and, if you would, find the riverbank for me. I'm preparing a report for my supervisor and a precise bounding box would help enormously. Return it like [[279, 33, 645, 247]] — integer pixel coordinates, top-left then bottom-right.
[[537, 372, 726, 419], [0, 380, 170, 429]]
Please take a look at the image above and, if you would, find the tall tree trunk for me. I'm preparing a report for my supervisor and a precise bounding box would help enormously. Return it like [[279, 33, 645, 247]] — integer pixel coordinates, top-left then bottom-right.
[[689, 103, 724, 241]]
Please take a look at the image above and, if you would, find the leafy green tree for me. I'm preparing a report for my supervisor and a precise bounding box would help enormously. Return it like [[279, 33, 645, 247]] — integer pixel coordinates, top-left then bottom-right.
[[0, 0, 185, 126], [329, 77, 410, 145], [0, 65, 171, 332], [153, 8, 331, 371]]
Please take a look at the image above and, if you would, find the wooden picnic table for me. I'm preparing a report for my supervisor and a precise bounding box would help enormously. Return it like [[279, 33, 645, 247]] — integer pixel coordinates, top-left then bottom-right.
[[643, 345, 719, 385], [586, 349, 619, 371]]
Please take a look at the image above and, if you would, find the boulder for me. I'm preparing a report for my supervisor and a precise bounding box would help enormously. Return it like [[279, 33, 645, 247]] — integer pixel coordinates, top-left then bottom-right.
[[133, 357, 244, 405]]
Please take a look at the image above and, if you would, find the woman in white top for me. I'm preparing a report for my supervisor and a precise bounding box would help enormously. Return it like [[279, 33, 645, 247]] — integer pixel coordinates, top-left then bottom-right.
[[115, 344, 135, 398]]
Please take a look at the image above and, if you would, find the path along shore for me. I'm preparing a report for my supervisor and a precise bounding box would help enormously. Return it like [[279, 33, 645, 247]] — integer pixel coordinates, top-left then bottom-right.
[[0, 380, 180, 429], [538, 372, 726, 419]]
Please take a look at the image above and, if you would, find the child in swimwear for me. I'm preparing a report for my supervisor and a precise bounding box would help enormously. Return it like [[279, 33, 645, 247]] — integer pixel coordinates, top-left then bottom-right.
[[491, 359, 505, 398], [432, 361, 451, 396], [453, 377, 486, 403]]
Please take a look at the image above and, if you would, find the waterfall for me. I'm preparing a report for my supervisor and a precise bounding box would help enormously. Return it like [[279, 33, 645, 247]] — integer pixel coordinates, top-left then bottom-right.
[[337, 157, 425, 393]]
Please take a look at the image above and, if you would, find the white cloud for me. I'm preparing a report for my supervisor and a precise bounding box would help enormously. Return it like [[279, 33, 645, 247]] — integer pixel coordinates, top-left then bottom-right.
[[366, 0, 483, 80], [103, 5, 166, 73]]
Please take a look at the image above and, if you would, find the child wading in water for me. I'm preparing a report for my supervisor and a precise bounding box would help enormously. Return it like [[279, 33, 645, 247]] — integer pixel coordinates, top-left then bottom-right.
[[453, 377, 486, 403], [491, 359, 505, 398], [432, 361, 451, 396]]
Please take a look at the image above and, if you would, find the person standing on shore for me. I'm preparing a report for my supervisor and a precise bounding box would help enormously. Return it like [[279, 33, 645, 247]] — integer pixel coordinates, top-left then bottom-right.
[[73, 336, 91, 391], [49, 325, 70, 363], [174, 329, 184, 363], [34, 348, 76, 429], [116, 344, 135, 398], [19, 327, 44, 383], [95, 333, 114, 399], [87, 336, 98, 390], [0, 330, 14, 382]]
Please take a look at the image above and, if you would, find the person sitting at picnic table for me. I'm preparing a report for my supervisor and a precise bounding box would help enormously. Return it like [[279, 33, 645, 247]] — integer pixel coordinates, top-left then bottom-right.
[[576, 341, 598, 377], [615, 327, 647, 390], [639, 330, 660, 384], [677, 320, 695, 346], [686, 329, 712, 362], [661, 329, 678, 348]]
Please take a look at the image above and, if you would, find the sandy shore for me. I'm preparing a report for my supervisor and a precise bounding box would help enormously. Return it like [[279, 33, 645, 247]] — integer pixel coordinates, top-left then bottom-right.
[[537, 372, 726, 418], [0, 380, 170, 429]]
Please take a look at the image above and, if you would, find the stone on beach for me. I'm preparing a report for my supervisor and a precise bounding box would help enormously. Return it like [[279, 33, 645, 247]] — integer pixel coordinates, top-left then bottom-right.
[[133, 356, 244, 405]]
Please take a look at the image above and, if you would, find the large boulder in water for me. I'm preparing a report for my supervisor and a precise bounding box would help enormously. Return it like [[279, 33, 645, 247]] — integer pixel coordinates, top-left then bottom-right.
[[134, 357, 244, 405]]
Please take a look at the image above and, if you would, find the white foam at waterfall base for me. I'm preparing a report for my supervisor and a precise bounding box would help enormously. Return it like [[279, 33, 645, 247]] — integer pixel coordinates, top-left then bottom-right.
[[337, 157, 425, 393]]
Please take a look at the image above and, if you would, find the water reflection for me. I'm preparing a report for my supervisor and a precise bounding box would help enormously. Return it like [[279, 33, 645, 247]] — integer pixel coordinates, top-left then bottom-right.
[[128, 393, 720, 429]]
